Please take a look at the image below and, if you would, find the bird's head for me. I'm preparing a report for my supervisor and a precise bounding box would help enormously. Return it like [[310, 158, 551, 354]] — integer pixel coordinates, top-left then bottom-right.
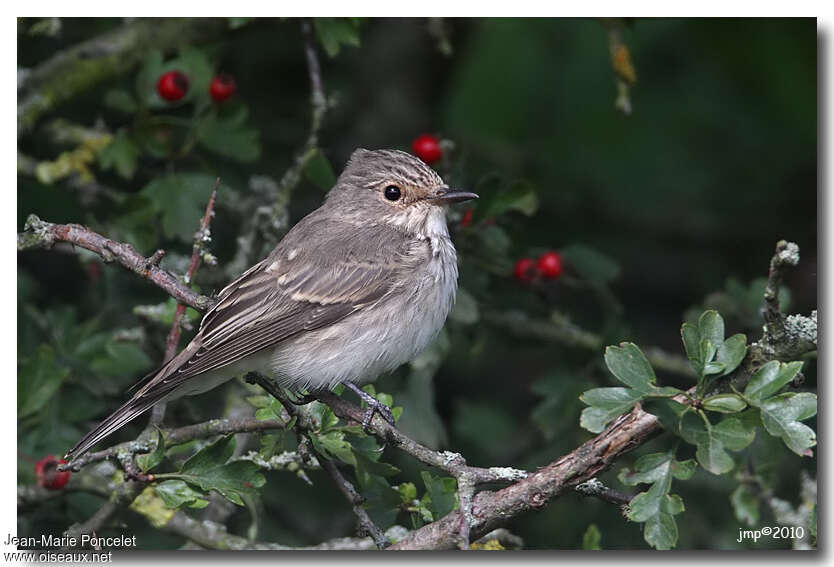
[[325, 148, 478, 232]]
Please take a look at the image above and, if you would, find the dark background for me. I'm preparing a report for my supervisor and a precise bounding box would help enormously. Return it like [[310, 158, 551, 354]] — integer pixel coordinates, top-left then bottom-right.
[[18, 18, 817, 550]]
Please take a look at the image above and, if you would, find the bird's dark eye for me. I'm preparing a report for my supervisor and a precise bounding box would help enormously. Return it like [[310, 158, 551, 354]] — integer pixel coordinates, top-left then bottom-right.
[[384, 185, 401, 201]]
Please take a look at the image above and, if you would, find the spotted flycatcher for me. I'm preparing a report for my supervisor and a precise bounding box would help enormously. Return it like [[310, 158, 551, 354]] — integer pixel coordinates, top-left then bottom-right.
[[66, 148, 477, 460]]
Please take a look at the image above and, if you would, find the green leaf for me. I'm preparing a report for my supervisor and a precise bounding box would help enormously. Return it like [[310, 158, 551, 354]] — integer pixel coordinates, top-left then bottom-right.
[[582, 524, 602, 550], [98, 131, 139, 179], [155, 480, 209, 509], [304, 149, 337, 191], [604, 342, 664, 394], [759, 392, 817, 456], [712, 417, 756, 451], [715, 333, 747, 376], [697, 310, 725, 353], [309, 431, 356, 465], [670, 459, 697, 480], [136, 429, 165, 473], [680, 323, 701, 368], [196, 106, 260, 162], [643, 510, 679, 550], [169, 436, 266, 506], [313, 18, 361, 57], [141, 173, 219, 242], [18, 345, 70, 418], [744, 361, 804, 405], [421, 472, 458, 521], [679, 412, 735, 474], [730, 484, 760, 526], [702, 393, 747, 414], [579, 387, 644, 433], [397, 482, 417, 504]]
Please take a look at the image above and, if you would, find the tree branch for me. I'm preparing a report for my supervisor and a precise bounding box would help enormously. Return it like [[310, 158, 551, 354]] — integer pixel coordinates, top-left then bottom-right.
[[60, 417, 285, 473], [18, 215, 215, 312]]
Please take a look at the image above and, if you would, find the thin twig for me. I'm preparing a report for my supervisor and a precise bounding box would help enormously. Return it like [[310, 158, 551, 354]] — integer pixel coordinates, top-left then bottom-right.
[[273, 19, 328, 201], [321, 459, 390, 549], [152, 180, 219, 426]]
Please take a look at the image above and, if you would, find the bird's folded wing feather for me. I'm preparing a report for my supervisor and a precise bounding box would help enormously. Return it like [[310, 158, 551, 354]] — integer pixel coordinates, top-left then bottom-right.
[[134, 220, 422, 401]]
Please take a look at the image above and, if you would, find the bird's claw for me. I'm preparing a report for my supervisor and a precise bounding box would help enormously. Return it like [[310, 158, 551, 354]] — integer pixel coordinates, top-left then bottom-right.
[[344, 382, 396, 431]]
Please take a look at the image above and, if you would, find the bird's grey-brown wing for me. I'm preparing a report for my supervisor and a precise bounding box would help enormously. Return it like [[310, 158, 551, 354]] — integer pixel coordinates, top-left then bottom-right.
[[135, 217, 423, 400]]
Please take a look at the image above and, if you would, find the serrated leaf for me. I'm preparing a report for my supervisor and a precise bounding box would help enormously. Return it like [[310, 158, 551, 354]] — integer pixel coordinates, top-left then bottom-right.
[[744, 361, 804, 405], [716, 333, 747, 376], [155, 480, 210, 509], [604, 343, 657, 394], [730, 484, 760, 526], [136, 429, 165, 473], [702, 393, 747, 414], [310, 431, 356, 465], [169, 436, 266, 506], [759, 392, 817, 456]]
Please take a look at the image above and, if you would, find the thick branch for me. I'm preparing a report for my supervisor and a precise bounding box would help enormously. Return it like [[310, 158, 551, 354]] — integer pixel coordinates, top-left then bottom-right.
[[391, 403, 660, 550], [18, 215, 215, 312]]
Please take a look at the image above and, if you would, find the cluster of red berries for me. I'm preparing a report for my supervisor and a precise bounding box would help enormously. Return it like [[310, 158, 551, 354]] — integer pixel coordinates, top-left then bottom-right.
[[35, 455, 71, 490], [156, 71, 237, 103], [412, 134, 442, 165], [514, 251, 563, 283]]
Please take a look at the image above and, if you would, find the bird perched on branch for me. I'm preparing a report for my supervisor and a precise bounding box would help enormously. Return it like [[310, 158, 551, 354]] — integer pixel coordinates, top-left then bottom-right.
[[66, 148, 477, 461]]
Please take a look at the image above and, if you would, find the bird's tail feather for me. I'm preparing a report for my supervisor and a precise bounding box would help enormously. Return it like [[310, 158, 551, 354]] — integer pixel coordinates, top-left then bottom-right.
[[64, 394, 164, 462]]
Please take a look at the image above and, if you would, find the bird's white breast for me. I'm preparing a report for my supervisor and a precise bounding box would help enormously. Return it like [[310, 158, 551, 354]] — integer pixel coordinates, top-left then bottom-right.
[[269, 207, 458, 391]]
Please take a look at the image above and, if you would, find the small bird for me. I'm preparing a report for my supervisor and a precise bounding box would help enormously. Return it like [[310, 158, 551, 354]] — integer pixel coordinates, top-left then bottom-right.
[[66, 148, 477, 461]]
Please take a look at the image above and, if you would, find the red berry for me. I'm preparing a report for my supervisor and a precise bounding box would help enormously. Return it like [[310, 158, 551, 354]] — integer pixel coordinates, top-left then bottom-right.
[[412, 134, 443, 164], [156, 70, 189, 102], [461, 209, 473, 228], [536, 251, 563, 279], [513, 258, 536, 283], [35, 455, 70, 490], [209, 74, 237, 103]]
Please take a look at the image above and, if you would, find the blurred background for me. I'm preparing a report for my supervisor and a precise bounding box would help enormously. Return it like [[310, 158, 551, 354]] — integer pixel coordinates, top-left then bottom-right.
[[18, 17, 816, 550]]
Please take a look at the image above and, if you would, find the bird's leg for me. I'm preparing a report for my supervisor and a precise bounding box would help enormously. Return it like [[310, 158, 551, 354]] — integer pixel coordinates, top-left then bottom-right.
[[343, 382, 396, 430]]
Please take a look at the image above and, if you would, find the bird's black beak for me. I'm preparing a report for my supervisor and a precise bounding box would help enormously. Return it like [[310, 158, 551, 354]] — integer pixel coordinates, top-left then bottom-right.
[[427, 188, 479, 205]]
